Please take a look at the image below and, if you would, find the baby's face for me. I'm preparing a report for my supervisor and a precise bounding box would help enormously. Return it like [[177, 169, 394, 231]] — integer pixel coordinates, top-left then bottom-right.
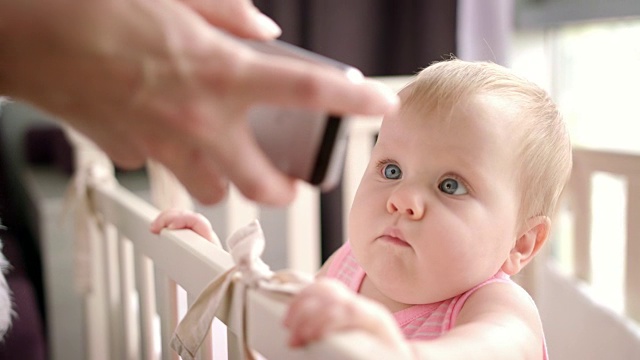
[[348, 94, 523, 305]]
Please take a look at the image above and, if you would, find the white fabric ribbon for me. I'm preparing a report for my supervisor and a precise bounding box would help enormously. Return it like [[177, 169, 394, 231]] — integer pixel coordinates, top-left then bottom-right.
[[171, 220, 312, 360], [64, 128, 117, 294], [66, 163, 117, 294]]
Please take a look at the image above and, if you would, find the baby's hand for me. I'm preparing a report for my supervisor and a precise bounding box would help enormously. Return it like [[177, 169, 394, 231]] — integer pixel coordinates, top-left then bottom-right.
[[150, 209, 216, 242], [283, 278, 410, 355]]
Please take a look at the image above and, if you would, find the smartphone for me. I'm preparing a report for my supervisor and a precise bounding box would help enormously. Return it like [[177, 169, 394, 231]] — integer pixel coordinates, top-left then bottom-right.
[[244, 39, 361, 192]]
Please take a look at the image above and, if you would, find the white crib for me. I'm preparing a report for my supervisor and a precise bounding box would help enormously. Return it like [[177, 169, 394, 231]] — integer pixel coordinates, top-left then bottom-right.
[[71, 161, 390, 360], [48, 76, 640, 359]]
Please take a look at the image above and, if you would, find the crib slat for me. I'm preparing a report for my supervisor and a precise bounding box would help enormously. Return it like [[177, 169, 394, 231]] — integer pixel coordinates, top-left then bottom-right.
[[135, 252, 161, 360], [103, 224, 127, 359], [285, 183, 320, 273], [155, 273, 179, 360], [570, 153, 593, 283], [85, 223, 113, 360], [118, 237, 141, 359], [626, 177, 640, 322]]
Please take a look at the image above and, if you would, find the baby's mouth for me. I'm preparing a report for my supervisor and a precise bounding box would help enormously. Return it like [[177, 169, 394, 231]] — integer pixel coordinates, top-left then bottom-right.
[[378, 227, 411, 247]]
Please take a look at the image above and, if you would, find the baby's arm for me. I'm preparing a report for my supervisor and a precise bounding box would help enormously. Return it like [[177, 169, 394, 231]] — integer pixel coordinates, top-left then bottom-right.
[[413, 282, 545, 359], [150, 209, 216, 243], [284, 278, 415, 358], [284, 280, 544, 360]]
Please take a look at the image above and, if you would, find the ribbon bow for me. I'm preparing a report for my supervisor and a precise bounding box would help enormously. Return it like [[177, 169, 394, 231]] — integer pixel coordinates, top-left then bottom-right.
[[171, 220, 312, 359]]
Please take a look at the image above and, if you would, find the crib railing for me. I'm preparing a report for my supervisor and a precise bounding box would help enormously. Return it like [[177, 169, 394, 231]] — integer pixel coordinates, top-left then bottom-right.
[[567, 148, 640, 323]]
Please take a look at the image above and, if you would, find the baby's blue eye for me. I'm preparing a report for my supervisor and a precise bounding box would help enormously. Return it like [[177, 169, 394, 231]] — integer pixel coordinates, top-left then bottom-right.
[[438, 178, 468, 195], [383, 164, 402, 179]]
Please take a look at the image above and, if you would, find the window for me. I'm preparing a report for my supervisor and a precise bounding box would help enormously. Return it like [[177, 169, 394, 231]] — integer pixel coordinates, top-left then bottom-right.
[[512, 17, 640, 315]]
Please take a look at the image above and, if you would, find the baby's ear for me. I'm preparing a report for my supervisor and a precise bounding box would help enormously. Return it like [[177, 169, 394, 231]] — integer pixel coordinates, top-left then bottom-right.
[[501, 216, 550, 275]]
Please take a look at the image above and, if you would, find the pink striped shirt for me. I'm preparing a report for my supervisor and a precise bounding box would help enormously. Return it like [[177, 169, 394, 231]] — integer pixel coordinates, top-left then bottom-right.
[[326, 242, 548, 358]]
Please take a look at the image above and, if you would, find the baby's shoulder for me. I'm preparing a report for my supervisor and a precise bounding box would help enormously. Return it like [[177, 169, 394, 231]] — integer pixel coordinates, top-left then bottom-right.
[[457, 280, 543, 331]]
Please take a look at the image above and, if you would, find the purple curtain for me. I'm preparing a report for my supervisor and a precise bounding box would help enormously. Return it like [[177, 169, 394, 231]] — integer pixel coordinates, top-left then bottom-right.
[[255, 0, 457, 76]]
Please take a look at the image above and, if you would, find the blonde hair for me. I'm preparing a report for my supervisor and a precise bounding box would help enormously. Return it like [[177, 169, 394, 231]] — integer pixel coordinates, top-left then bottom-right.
[[401, 59, 572, 223]]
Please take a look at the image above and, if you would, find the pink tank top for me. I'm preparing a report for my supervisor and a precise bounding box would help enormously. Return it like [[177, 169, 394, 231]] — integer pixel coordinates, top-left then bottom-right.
[[326, 242, 548, 358]]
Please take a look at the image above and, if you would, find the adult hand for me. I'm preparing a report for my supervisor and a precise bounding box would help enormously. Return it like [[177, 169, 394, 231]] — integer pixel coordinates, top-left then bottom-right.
[[0, 0, 399, 205]]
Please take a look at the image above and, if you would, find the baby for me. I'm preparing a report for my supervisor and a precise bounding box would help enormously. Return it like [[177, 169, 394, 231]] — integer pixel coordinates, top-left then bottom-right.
[[151, 59, 572, 359]]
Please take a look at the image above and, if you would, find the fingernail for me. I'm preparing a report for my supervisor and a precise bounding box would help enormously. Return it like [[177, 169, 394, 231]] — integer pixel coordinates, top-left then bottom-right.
[[255, 13, 282, 38], [345, 68, 365, 83]]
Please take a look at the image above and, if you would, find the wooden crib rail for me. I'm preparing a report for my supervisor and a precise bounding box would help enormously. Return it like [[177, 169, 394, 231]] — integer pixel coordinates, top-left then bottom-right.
[[86, 180, 395, 360], [569, 147, 640, 323]]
